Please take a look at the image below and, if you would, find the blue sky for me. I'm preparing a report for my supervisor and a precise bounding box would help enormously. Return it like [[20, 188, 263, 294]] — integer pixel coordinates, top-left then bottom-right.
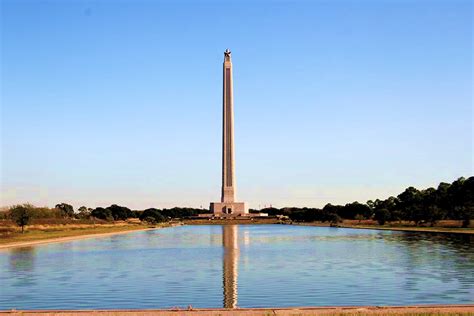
[[1, 0, 472, 210]]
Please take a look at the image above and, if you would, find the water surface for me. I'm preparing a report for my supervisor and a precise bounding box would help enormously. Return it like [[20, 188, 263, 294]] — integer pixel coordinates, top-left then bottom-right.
[[0, 225, 473, 309]]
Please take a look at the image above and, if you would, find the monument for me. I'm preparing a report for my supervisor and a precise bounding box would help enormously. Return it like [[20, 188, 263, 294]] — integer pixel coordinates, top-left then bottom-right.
[[210, 49, 247, 216]]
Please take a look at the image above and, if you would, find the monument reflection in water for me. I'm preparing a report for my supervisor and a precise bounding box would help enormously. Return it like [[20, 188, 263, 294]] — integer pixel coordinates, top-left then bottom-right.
[[1, 225, 473, 310], [222, 225, 239, 308]]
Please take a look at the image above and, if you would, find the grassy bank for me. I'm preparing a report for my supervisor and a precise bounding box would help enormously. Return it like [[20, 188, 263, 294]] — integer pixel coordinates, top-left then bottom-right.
[[339, 225, 474, 235], [183, 218, 474, 234], [289, 221, 474, 235], [1, 218, 472, 249], [0, 223, 164, 248], [191, 218, 474, 234]]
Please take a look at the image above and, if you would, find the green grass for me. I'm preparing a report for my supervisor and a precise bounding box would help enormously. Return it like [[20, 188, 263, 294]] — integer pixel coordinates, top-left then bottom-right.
[[0, 224, 160, 245]]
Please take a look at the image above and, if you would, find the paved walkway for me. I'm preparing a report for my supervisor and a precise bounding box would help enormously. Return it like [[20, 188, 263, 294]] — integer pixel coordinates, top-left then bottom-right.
[[2, 305, 474, 315]]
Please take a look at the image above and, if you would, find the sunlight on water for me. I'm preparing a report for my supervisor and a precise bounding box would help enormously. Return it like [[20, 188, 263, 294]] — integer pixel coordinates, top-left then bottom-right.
[[0, 225, 473, 309]]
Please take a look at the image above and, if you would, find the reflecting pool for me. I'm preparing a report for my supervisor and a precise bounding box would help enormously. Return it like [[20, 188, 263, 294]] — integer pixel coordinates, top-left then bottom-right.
[[0, 225, 473, 309]]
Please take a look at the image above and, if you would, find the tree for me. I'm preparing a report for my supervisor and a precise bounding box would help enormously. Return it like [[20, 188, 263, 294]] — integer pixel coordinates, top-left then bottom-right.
[[436, 182, 451, 212], [77, 206, 90, 219], [340, 202, 371, 220], [323, 204, 344, 219], [391, 209, 403, 224], [139, 208, 166, 223], [10, 205, 31, 233], [366, 200, 375, 210], [426, 205, 445, 227], [143, 216, 157, 225], [397, 187, 421, 223], [55, 203, 74, 218], [418, 188, 445, 226], [160, 207, 208, 218], [374, 209, 390, 225], [456, 206, 473, 228], [106, 204, 133, 220], [328, 213, 342, 226], [91, 207, 113, 221]]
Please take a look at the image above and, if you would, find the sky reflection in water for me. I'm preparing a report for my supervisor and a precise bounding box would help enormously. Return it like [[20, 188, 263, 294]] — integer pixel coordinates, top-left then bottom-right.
[[0, 225, 473, 310]]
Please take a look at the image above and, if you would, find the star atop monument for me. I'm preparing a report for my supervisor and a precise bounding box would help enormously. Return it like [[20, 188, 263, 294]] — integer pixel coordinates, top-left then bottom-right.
[[224, 49, 231, 61]]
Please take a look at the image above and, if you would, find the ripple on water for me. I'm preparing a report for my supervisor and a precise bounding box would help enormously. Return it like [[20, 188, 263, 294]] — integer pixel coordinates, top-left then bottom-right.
[[0, 225, 473, 309]]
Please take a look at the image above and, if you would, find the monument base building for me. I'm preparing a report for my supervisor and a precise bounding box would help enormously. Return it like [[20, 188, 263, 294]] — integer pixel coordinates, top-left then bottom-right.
[[210, 202, 247, 216]]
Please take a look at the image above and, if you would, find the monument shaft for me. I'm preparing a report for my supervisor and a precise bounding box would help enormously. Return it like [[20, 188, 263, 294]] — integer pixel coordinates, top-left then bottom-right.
[[210, 49, 247, 216], [222, 50, 235, 203]]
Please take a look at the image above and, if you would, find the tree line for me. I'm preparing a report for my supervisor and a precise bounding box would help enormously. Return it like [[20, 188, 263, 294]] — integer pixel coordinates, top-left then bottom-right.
[[252, 176, 473, 227], [3, 176, 473, 232], [3, 204, 207, 233]]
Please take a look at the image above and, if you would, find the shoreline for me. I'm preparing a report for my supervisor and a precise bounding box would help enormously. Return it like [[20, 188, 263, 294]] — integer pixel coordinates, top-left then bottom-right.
[[1, 305, 474, 315], [184, 219, 474, 235], [338, 224, 474, 235], [1, 221, 472, 250], [0, 225, 169, 250], [292, 222, 474, 235], [291, 222, 474, 235]]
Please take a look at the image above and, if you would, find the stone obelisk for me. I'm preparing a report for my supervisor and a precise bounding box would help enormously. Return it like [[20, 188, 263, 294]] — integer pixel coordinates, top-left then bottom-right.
[[210, 49, 247, 216]]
